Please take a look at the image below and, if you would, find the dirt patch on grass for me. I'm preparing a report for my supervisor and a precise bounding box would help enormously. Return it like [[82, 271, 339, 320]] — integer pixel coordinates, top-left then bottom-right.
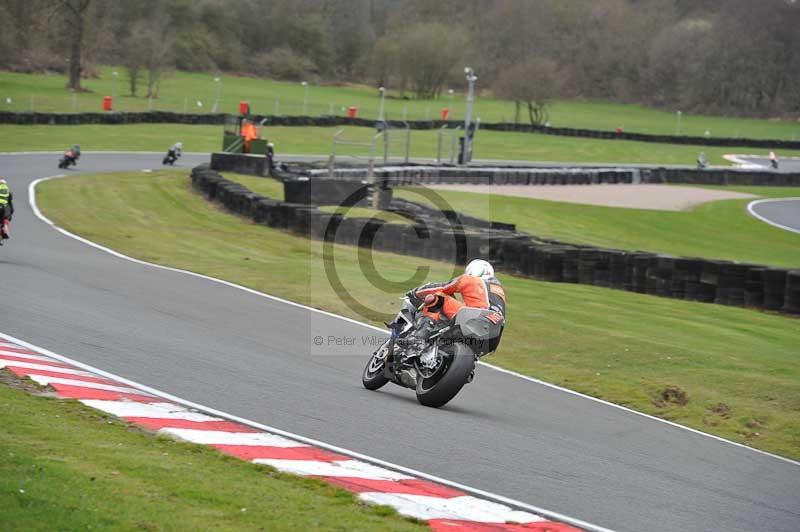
[[654, 385, 689, 407], [427, 184, 758, 211], [0, 368, 55, 395], [709, 402, 732, 418]]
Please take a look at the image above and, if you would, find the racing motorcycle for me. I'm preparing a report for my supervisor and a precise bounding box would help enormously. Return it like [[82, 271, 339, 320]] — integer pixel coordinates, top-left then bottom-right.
[[58, 148, 79, 169], [362, 295, 503, 408], [163, 148, 181, 166]]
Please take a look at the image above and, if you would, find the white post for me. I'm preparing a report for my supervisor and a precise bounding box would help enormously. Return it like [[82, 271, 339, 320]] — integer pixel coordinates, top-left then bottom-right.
[[72, 93, 77, 112], [275, 99, 280, 115], [402, 105, 407, 121], [213, 77, 221, 113], [112, 70, 119, 99], [383, 128, 389, 164], [448, 88, 454, 120], [378, 86, 386, 122], [437, 127, 443, 164], [301, 81, 308, 115], [675, 110, 682, 135], [405, 125, 410, 164], [462, 67, 478, 164], [148, 96, 153, 111]]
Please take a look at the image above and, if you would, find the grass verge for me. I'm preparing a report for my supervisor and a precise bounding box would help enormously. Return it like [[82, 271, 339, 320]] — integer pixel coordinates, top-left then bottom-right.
[[395, 186, 800, 268], [0, 371, 423, 531], [3, 68, 800, 139], [35, 169, 800, 460], [4, 124, 800, 166]]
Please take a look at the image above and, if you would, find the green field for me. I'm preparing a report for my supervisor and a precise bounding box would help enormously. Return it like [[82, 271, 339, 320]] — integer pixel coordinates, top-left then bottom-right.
[[395, 186, 800, 268], [3, 68, 800, 140], [4, 123, 797, 166], [0, 373, 422, 531], [35, 169, 800, 460]]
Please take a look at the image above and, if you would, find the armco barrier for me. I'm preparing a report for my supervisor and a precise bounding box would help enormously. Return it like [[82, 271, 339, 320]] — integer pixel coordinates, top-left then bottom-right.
[[5, 110, 800, 150], [190, 164, 799, 317]]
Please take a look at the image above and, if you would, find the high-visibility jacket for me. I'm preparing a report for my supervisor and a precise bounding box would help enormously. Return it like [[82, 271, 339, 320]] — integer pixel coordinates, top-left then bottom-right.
[[241, 122, 258, 141], [0, 182, 9, 206]]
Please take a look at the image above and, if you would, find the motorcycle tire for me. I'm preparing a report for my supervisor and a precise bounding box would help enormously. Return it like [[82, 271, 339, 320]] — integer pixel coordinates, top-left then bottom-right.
[[415, 343, 475, 408], [162, 157, 169, 165], [362, 340, 391, 390], [58, 160, 66, 169]]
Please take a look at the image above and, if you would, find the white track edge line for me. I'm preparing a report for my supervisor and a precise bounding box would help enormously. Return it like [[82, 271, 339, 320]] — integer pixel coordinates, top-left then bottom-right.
[[723, 154, 768, 169], [28, 174, 800, 470], [0, 330, 612, 532], [746, 198, 800, 235]]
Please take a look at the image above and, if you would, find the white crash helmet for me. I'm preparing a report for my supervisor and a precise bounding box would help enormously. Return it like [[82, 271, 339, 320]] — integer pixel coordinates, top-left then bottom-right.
[[465, 259, 494, 279]]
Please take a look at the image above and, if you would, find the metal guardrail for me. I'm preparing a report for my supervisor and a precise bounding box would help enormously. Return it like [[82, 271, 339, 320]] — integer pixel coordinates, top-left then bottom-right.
[[437, 125, 461, 165], [329, 129, 383, 179]]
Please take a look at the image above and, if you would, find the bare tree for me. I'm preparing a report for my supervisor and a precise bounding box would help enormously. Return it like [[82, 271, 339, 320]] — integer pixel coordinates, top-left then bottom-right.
[[122, 18, 174, 99], [53, 0, 92, 91], [392, 23, 465, 99], [494, 59, 562, 125]]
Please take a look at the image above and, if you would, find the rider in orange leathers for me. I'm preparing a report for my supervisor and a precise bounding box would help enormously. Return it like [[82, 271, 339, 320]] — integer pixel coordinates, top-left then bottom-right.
[[408, 259, 506, 345]]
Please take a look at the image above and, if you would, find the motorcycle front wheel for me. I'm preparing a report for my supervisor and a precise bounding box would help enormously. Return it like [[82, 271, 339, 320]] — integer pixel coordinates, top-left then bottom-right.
[[415, 343, 475, 408], [362, 339, 391, 390]]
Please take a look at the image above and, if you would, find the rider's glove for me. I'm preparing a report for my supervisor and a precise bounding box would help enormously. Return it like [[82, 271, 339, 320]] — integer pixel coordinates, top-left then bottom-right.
[[406, 289, 423, 308]]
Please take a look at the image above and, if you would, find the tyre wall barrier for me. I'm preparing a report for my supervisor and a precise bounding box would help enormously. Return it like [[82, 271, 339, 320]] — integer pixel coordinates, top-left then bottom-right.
[[644, 167, 800, 186], [305, 165, 637, 186], [190, 164, 799, 316], [210, 152, 266, 176], [283, 179, 371, 206], [5, 110, 800, 151], [783, 271, 800, 314]]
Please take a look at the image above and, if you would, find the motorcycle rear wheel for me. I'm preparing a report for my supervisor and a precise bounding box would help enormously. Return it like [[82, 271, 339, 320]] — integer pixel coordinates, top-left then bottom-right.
[[362, 340, 391, 390], [415, 343, 475, 408]]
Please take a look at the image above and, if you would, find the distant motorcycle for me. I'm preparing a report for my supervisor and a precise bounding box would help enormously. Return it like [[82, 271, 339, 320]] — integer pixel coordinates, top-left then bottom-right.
[[162, 149, 181, 166], [163, 142, 183, 166], [362, 295, 503, 408], [58, 148, 79, 169]]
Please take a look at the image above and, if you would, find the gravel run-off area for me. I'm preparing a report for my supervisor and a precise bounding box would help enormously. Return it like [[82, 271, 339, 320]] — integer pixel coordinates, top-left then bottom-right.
[[426, 184, 758, 211]]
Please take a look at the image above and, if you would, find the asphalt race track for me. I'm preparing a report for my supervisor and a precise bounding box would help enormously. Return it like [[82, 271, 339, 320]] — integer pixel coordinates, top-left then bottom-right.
[[1, 153, 799, 532], [737, 155, 800, 174], [749, 198, 800, 234]]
